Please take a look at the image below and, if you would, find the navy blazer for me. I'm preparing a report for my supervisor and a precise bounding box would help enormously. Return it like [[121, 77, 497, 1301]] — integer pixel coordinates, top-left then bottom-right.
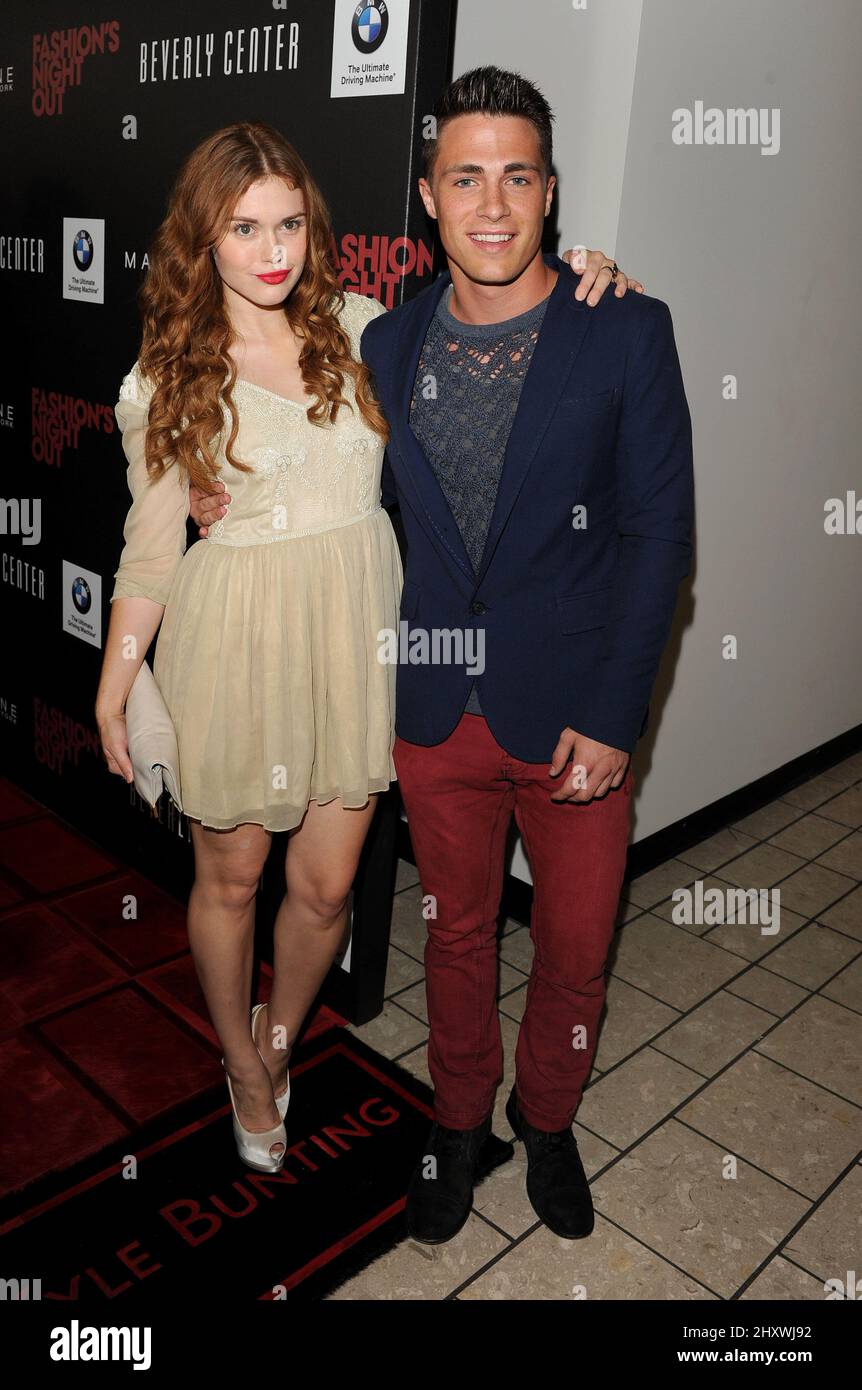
[[360, 252, 694, 761]]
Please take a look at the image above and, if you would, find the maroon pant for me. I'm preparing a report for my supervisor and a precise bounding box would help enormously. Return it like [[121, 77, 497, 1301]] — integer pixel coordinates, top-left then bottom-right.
[[393, 712, 633, 1131]]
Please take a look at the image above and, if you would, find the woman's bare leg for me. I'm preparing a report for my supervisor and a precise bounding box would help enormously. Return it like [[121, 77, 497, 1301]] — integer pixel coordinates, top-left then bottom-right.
[[188, 819, 282, 1148], [253, 795, 380, 1093]]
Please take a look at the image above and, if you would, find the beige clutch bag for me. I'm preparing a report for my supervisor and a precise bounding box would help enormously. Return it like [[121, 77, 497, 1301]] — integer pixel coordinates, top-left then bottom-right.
[[125, 661, 183, 812]]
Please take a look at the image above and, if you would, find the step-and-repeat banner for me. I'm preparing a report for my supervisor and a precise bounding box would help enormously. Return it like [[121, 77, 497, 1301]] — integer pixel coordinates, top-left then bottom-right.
[[1, 1, 452, 1017]]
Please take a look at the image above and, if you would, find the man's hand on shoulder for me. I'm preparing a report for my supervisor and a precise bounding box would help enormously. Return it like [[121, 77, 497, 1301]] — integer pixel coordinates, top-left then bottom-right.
[[561, 246, 645, 306], [548, 726, 630, 802]]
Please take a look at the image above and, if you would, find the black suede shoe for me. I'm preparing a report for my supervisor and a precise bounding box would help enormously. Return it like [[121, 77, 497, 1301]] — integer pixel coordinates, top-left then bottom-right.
[[506, 1084, 595, 1239], [406, 1114, 497, 1244]]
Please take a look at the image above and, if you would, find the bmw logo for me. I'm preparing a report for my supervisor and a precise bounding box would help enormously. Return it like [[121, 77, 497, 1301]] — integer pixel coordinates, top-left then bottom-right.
[[73, 229, 93, 271], [71, 576, 92, 614], [352, 2, 389, 54]]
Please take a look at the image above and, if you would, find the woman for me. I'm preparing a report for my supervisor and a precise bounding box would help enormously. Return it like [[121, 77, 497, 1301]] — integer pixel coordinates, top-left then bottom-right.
[[95, 120, 639, 1174]]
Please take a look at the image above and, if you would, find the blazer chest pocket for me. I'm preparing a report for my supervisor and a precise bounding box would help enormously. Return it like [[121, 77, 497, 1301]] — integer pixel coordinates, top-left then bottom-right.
[[399, 578, 421, 620], [556, 585, 613, 634], [560, 385, 618, 415]]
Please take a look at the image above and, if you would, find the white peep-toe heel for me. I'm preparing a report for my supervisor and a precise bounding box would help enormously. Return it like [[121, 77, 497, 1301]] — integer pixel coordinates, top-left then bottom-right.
[[222, 1057, 287, 1173]]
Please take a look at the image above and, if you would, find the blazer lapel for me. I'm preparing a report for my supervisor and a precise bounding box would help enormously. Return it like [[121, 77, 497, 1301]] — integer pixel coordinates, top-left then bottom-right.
[[390, 270, 476, 584]]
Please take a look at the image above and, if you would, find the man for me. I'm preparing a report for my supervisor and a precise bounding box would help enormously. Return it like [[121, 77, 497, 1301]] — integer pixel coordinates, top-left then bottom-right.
[[359, 66, 694, 1244]]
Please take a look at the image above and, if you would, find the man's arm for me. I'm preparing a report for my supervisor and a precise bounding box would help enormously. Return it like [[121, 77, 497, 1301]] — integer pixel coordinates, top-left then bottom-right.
[[381, 447, 398, 512], [357, 311, 400, 515], [571, 298, 694, 754]]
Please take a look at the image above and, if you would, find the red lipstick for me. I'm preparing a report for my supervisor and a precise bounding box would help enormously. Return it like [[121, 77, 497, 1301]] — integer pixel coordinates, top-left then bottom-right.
[[256, 270, 290, 284]]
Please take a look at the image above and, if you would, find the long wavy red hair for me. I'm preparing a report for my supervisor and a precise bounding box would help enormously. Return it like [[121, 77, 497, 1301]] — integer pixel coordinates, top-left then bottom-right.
[[134, 121, 388, 489]]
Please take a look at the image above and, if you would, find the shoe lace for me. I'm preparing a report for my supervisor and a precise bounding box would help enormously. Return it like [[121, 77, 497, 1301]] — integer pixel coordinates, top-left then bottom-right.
[[534, 1128, 576, 1154], [433, 1122, 486, 1160], [437, 1129, 471, 1158]]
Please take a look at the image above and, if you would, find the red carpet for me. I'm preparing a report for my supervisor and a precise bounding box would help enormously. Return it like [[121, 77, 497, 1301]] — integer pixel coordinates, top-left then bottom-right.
[[0, 777, 515, 1300], [0, 778, 344, 1201]]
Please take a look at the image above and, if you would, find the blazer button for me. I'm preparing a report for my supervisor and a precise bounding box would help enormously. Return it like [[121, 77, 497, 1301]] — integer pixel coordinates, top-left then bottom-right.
[[471, 600, 486, 615]]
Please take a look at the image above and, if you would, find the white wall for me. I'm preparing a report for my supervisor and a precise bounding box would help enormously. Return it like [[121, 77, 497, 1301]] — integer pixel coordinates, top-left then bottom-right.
[[444, 0, 862, 881]]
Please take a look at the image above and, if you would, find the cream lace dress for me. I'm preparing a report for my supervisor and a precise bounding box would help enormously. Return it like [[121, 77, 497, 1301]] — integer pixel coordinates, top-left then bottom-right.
[[110, 291, 402, 832]]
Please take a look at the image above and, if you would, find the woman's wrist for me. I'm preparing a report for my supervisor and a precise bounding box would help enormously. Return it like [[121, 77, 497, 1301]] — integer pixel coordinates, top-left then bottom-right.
[[95, 699, 126, 727]]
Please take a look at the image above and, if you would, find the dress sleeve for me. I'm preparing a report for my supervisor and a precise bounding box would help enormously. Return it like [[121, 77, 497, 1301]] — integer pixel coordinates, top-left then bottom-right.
[[343, 290, 387, 356], [110, 361, 190, 607], [358, 292, 388, 323]]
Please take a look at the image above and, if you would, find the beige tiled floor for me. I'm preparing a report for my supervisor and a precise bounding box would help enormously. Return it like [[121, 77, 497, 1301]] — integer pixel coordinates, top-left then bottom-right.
[[336, 751, 862, 1300]]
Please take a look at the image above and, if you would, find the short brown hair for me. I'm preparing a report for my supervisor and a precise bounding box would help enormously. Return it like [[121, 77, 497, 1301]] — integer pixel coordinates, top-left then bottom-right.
[[423, 66, 554, 181]]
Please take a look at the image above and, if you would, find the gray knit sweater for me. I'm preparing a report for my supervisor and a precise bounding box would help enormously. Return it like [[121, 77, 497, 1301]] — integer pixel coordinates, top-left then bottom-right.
[[409, 283, 551, 715]]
